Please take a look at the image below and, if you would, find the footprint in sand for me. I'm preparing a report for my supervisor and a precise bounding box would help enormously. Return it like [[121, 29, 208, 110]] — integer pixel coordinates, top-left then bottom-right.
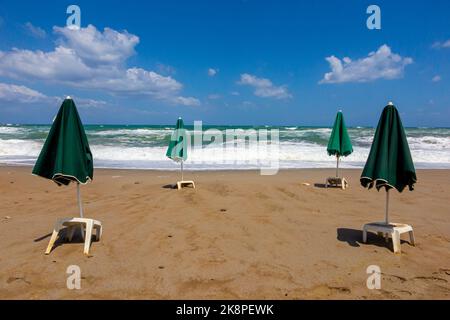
[[394, 290, 413, 296], [411, 276, 448, 283], [309, 285, 351, 297], [382, 273, 407, 284], [439, 268, 450, 276], [7, 276, 31, 285]]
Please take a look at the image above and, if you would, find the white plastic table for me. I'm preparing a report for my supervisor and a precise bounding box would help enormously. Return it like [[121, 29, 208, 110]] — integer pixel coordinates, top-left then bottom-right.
[[362, 222, 415, 254], [45, 217, 102, 255]]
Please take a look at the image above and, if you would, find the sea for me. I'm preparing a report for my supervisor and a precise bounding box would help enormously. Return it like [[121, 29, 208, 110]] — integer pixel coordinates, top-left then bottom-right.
[[0, 124, 449, 170]]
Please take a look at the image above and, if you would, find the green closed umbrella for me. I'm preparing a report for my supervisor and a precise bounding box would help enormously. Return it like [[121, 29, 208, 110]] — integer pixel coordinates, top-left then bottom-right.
[[360, 102, 417, 224], [327, 110, 353, 177], [166, 117, 188, 181], [33, 97, 93, 222]]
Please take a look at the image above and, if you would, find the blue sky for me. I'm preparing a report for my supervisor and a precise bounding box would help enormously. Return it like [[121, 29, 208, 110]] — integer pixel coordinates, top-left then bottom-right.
[[0, 0, 449, 126]]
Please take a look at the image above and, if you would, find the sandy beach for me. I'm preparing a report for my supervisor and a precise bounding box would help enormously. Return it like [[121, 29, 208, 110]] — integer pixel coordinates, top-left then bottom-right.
[[0, 166, 449, 299]]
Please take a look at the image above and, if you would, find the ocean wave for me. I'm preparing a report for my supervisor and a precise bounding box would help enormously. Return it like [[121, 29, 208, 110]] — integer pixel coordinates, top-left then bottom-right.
[[1, 126, 450, 169], [0, 127, 24, 134], [0, 139, 42, 157], [89, 128, 172, 137]]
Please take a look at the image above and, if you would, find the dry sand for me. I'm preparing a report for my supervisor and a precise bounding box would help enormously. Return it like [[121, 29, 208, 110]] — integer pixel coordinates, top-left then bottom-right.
[[0, 166, 449, 299]]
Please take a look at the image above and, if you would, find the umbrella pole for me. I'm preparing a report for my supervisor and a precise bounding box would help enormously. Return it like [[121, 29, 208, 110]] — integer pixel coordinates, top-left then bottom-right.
[[77, 183, 85, 239], [181, 160, 184, 181], [336, 155, 340, 177], [385, 189, 390, 224]]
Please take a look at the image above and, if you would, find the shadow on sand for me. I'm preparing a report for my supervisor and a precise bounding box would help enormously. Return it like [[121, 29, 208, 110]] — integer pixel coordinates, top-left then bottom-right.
[[162, 184, 177, 189], [34, 233, 52, 242], [336, 227, 410, 252], [36, 228, 99, 253]]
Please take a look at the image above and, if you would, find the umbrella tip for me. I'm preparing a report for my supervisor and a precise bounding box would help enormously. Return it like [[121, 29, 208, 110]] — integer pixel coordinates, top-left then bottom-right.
[[66, 96, 72, 100], [338, 109, 342, 112], [387, 101, 394, 106]]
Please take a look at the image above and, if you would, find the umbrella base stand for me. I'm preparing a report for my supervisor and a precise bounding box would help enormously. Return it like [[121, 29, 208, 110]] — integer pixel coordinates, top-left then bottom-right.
[[45, 217, 103, 256], [176, 180, 195, 190], [325, 177, 348, 190], [362, 222, 415, 254]]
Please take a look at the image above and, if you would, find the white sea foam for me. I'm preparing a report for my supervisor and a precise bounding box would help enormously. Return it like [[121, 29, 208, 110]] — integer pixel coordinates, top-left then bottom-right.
[[90, 128, 171, 136], [0, 127, 24, 134], [1, 126, 449, 169]]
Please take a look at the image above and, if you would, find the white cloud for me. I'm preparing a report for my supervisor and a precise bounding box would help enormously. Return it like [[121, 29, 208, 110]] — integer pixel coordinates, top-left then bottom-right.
[[86, 67, 182, 96], [320, 44, 413, 84], [0, 83, 49, 103], [24, 22, 46, 38], [432, 75, 442, 82], [171, 96, 200, 106], [238, 73, 292, 99], [0, 82, 106, 108], [75, 98, 107, 108], [432, 40, 450, 49], [0, 25, 198, 106], [53, 25, 138, 65], [208, 68, 218, 76], [0, 47, 92, 81]]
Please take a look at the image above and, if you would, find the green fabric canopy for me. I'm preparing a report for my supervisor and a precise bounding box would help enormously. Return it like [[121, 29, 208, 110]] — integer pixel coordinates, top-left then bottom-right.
[[32, 98, 93, 186], [166, 117, 188, 162], [166, 118, 190, 183], [327, 111, 353, 157], [360, 104, 417, 192]]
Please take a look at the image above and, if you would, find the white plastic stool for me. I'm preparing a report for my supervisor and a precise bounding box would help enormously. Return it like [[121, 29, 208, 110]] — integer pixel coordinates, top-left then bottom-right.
[[176, 180, 195, 190], [325, 177, 348, 190], [45, 217, 102, 255], [362, 222, 415, 254]]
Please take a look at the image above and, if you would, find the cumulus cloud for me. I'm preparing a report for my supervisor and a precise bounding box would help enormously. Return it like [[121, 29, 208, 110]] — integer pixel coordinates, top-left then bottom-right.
[[171, 96, 200, 106], [208, 68, 218, 76], [53, 25, 138, 65], [0, 47, 92, 81], [238, 73, 292, 99], [432, 40, 450, 49], [24, 22, 46, 38], [0, 82, 105, 107], [320, 44, 413, 84], [75, 98, 108, 108], [0, 25, 198, 106], [0, 83, 49, 103]]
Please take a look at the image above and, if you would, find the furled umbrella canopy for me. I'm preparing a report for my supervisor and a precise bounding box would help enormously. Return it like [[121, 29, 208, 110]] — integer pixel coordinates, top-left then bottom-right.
[[33, 97, 93, 186], [166, 117, 188, 162], [360, 103, 417, 192], [327, 111, 353, 157]]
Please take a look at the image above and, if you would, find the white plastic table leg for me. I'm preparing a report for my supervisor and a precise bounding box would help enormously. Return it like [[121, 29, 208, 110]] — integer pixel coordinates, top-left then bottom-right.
[[45, 221, 63, 254], [83, 220, 94, 255], [392, 230, 401, 254], [409, 230, 415, 246]]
